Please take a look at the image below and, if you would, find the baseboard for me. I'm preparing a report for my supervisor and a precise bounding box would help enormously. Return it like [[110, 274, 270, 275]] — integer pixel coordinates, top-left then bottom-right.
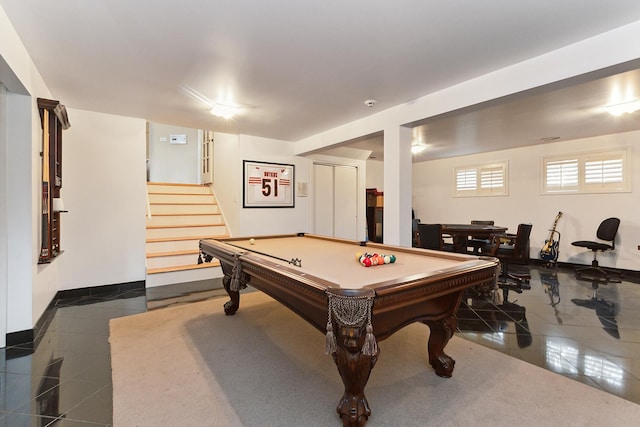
[[55, 280, 145, 300], [6, 328, 34, 347], [4, 280, 146, 353]]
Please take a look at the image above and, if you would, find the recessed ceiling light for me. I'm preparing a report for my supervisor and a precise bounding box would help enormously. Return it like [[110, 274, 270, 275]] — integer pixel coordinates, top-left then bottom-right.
[[411, 144, 427, 154], [540, 136, 561, 142], [605, 99, 640, 116], [364, 99, 377, 107], [210, 103, 241, 119]]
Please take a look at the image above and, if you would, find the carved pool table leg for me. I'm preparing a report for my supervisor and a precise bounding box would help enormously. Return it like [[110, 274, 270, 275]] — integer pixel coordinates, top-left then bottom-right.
[[222, 269, 240, 315], [424, 315, 457, 377], [332, 334, 378, 427]]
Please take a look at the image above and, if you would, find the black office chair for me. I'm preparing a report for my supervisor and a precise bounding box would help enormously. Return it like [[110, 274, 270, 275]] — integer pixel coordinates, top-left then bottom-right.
[[571, 217, 621, 283], [485, 223, 533, 295], [417, 223, 453, 251], [467, 220, 495, 254]]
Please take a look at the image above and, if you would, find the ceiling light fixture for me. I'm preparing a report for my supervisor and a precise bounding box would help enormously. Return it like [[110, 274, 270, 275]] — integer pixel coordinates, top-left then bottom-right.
[[605, 99, 640, 116], [210, 103, 241, 119], [411, 144, 427, 154]]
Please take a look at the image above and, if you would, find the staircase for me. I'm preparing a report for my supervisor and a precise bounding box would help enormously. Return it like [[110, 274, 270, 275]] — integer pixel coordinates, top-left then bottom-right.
[[145, 182, 227, 287]]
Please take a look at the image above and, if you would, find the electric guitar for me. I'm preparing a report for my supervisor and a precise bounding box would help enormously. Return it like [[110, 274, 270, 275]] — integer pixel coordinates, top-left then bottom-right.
[[540, 211, 562, 262]]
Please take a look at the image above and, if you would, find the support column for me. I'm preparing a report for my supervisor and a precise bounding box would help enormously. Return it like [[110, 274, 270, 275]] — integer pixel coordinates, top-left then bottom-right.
[[382, 126, 412, 247], [0, 83, 7, 347]]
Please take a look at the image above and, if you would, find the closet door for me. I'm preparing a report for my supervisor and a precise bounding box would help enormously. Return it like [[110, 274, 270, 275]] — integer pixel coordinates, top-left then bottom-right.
[[313, 164, 334, 236], [313, 163, 357, 239], [334, 166, 357, 240]]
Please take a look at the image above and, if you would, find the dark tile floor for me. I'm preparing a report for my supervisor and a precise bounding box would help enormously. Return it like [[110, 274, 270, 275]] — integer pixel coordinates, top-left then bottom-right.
[[1, 266, 638, 425]]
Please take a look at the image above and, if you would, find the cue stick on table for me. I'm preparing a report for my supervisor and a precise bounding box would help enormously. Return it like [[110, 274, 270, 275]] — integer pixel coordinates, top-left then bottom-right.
[[225, 242, 302, 267]]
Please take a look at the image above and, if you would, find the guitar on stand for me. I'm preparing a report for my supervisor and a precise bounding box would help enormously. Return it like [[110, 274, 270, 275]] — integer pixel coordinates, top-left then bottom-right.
[[540, 211, 562, 265]]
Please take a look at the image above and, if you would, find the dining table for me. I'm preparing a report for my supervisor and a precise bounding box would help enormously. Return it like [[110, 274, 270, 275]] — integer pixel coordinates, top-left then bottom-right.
[[441, 223, 508, 253]]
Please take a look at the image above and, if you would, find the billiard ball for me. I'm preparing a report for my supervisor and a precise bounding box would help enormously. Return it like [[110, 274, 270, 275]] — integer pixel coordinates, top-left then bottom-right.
[[249, 238, 255, 245]]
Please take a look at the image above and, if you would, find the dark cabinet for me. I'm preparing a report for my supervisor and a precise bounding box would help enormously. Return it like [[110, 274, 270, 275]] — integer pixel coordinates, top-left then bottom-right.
[[366, 188, 383, 243], [38, 98, 70, 263]]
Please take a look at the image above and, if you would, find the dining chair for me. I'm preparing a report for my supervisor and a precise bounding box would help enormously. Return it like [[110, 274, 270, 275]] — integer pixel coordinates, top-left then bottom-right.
[[417, 224, 453, 251], [467, 220, 495, 254], [485, 223, 533, 295]]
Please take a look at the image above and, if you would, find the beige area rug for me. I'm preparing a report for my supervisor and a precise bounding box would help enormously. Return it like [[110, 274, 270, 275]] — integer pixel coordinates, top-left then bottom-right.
[[110, 292, 640, 427]]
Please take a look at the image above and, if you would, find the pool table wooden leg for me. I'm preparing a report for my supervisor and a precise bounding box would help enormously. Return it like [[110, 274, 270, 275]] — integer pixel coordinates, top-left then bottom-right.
[[221, 263, 244, 315], [332, 340, 378, 427], [222, 272, 240, 315], [424, 315, 457, 377]]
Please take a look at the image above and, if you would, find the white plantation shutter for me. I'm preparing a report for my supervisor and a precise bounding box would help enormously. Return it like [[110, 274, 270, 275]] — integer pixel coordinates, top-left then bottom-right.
[[584, 156, 623, 185], [454, 162, 508, 197], [479, 164, 505, 194], [543, 149, 629, 194], [544, 158, 579, 192], [456, 168, 477, 192]]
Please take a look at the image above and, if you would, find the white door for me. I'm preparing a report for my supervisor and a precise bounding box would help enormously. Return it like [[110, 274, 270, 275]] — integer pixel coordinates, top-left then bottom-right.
[[313, 163, 358, 239], [200, 130, 213, 184], [334, 166, 357, 239], [314, 164, 334, 236]]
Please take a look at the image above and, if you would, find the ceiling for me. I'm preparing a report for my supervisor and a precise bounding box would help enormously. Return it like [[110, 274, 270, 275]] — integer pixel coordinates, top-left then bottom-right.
[[2, 1, 640, 161], [341, 65, 640, 162]]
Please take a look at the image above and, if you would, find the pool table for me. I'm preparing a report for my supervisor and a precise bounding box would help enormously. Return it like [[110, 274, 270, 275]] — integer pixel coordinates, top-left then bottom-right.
[[199, 233, 499, 427]]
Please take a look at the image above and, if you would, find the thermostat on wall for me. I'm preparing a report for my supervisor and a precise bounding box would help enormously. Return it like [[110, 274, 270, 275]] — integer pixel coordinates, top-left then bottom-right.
[[170, 134, 187, 144]]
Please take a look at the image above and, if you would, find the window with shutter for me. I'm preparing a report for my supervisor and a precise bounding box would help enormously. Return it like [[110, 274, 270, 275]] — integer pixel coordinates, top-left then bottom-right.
[[454, 162, 508, 197], [544, 158, 579, 192], [543, 149, 629, 194]]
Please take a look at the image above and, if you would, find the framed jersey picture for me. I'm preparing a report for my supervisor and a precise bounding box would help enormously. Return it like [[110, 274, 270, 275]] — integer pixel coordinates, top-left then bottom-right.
[[243, 160, 295, 208]]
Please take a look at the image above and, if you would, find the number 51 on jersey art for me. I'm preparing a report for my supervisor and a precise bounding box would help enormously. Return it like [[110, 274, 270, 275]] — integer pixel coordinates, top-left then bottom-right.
[[243, 160, 295, 208]]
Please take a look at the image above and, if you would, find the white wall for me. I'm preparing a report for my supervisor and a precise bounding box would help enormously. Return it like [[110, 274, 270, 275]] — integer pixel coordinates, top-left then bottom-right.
[[0, 84, 7, 346], [1, 4, 56, 332], [213, 132, 241, 235], [8, 91, 35, 330], [57, 108, 147, 290], [366, 160, 384, 190], [148, 122, 199, 183], [213, 133, 311, 237], [411, 131, 640, 271]]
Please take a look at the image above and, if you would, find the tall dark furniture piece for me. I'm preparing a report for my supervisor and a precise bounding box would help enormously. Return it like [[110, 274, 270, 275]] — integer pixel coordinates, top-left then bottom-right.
[[38, 98, 70, 263], [366, 188, 383, 243], [412, 210, 420, 247], [571, 217, 621, 283]]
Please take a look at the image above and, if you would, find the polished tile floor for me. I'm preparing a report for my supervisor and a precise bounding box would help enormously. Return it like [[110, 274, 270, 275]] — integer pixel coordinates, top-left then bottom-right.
[[1, 266, 638, 425]]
